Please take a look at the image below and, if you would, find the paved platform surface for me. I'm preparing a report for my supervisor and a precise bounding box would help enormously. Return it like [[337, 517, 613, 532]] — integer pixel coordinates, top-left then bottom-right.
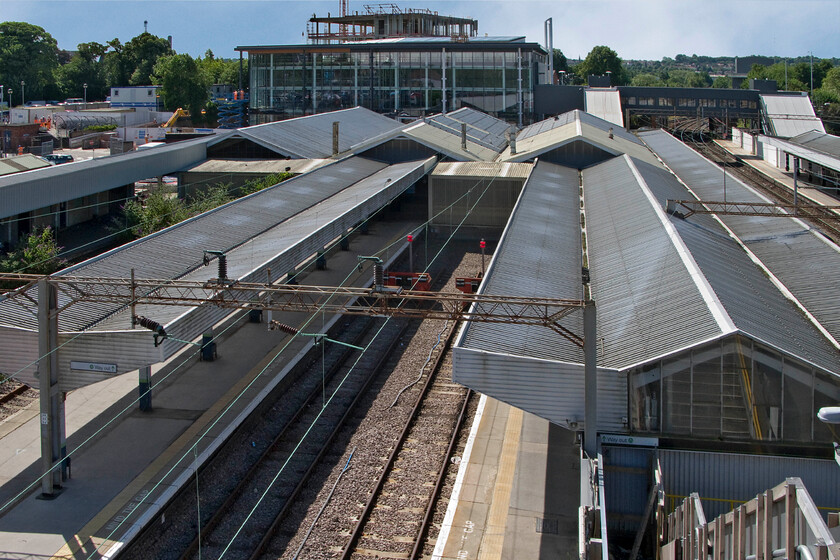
[[434, 395, 581, 560], [717, 139, 840, 210], [0, 218, 415, 560]]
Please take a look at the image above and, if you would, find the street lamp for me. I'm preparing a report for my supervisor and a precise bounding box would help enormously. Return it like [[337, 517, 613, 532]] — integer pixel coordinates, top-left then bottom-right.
[[20, 81, 24, 107], [818, 407, 840, 466], [8, 88, 12, 112], [83, 83, 88, 110]]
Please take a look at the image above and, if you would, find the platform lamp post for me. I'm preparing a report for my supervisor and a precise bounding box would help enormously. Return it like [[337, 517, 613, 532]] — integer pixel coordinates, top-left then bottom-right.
[[83, 83, 87, 110], [479, 239, 486, 275], [20, 81, 24, 107], [817, 407, 840, 467]]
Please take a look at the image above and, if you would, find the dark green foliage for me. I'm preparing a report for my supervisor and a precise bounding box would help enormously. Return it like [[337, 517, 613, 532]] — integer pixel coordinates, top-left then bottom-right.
[[573, 46, 629, 85], [152, 53, 209, 115], [0, 227, 65, 275], [0, 22, 60, 101]]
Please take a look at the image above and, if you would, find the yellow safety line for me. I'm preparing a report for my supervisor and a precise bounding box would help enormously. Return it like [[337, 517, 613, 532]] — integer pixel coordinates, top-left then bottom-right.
[[478, 406, 523, 560]]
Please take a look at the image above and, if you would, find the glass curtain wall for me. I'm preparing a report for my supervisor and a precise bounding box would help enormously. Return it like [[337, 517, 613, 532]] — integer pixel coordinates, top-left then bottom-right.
[[249, 48, 542, 121], [630, 334, 839, 444]]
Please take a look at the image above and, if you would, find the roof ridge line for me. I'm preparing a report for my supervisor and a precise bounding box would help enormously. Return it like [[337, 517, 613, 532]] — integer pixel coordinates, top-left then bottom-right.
[[624, 154, 737, 335]]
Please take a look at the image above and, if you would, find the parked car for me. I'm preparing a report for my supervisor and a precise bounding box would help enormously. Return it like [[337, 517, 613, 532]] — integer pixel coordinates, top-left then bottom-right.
[[63, 98, 84, 104], [40, 154, 74, 165]]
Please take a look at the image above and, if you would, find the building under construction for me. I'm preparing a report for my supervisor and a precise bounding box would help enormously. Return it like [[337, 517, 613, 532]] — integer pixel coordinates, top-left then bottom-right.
[[307, 3, 478, 44]]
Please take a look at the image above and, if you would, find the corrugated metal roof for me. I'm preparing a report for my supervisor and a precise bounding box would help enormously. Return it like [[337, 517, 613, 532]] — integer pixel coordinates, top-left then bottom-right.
[[584, 155, 730, 370], [180, 158, 329, 175], [0, 154, 52, 176], [401, 121, 499, 161], [640, 129, 840, 349], [760, 94, 825, 138], [447, 107, 512, 139], [210, 107, 405, 159], [0, 135, 214, 219], [0, 157, 389, 332], [427, 108, 511, 151], [0, 157, 436, 385], [497, 110, 660, 167], [459, 161, 584, 363], [431, 161, 532, 179], [584, 89, 624, 127], [789, 130, 840, 157]]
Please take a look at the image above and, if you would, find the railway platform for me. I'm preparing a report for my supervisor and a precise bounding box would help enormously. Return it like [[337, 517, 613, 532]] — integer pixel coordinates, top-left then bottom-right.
[[0, 219, 417, 560], [433, 395, 581, 559], [715, 139, 840, 210]]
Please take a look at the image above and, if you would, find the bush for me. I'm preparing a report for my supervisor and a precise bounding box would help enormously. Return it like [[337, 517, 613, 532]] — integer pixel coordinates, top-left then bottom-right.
[[83, 124, 118, 132], [0, 227, 66, 275]]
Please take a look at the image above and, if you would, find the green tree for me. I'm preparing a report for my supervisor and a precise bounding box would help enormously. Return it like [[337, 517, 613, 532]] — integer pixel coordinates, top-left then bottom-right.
[[631, 73, 663, 87], [820, 66, 840, 97], [665, 69, 711, 88], [152, 53, 209, 115], [712, 76, 732, 88], [0, 22, 60, 101], [103, 32, 172, 87], [552, 48, 568, 74], [54, 41, 108, 100], [574, 46, 628, 85], [0, 227, 65, 275]]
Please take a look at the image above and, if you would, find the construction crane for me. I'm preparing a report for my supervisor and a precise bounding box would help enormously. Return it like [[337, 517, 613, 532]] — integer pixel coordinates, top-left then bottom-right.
[[339, 0, 349, 38]]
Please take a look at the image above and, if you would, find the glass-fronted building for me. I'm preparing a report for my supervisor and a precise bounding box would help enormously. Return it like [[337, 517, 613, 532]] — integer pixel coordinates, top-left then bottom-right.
[[236, 38, 548, 124]]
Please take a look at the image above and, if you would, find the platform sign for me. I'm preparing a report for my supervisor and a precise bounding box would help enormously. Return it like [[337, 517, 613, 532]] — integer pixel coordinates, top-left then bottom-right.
[[600, 434, 659, 447], [70, 361, 118, 374]]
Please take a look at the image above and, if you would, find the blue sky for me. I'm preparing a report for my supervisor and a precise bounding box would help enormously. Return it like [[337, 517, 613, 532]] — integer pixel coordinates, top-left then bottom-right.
[[4, 0, 838, 61]]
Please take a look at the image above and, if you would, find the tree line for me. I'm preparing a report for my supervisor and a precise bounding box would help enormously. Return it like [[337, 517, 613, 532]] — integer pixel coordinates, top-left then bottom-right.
[[0, 21, 245, 123], [555, 45, 839, 103]]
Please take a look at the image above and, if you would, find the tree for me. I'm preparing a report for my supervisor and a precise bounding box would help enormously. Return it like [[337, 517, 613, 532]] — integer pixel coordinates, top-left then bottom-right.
[[631, 73, 663, 87], [823, 67, 840, 97], [103, 32, 172, 87], [665, 69, 711, 88], [552, 48, 568, 74], [574, 46, 628, 85], [54, 41, 108, 99], [152, 53, 209, 115], [0, 227, 65, 275], [712, 76, 732, 89], [0, 22, 60, 101]]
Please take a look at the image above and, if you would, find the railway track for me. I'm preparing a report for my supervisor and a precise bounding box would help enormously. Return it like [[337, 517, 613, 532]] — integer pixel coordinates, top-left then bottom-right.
[[337, 321, 470, 560], [119, 242, 485, 560], [679, 131, 840, 242]]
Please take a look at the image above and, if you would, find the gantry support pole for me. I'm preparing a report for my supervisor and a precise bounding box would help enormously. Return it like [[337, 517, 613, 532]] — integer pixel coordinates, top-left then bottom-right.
[[583, 299, 597, 457], [38, 277, 63, 497]]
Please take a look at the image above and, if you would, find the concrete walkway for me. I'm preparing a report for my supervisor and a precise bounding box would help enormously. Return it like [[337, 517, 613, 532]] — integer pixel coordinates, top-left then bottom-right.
[[434, 396, 581, 560]]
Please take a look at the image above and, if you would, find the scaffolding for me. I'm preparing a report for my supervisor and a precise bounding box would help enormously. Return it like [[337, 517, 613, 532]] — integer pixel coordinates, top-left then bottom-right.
[[307, 5, 478, 44]]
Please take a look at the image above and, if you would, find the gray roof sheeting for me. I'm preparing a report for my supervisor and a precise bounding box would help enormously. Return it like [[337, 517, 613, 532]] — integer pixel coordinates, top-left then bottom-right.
[[0, 135, 214, 219], [209, 107, 405, 159], [0, 157, 390, 332], [640, 129, 840, 347], [426, 109, 511, 151], [401, 121, 500, 161], [760, 94, 825, 138], [498, 110, 660, 167], [459, 161, 584, 363], [584, 155, 733, 370]]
